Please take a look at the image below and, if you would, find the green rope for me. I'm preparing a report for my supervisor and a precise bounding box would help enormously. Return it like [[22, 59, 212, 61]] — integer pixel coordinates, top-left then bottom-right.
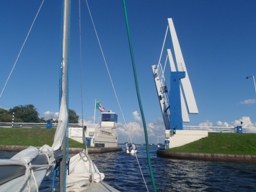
[[122, 1, 157, 191]]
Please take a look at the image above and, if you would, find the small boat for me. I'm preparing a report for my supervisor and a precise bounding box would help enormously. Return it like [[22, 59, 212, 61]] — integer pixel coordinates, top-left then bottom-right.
[[125, 143, 138, 154], [127, 149, 138, 154]]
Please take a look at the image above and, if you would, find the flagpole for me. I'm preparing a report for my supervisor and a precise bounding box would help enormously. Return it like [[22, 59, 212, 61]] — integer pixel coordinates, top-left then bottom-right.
[[93, 98, 96, 124]]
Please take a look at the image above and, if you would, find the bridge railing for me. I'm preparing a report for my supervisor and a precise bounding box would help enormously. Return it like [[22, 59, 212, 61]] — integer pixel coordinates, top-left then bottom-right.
[[0, 122, 82, 128], [183, 125, 256, 133]]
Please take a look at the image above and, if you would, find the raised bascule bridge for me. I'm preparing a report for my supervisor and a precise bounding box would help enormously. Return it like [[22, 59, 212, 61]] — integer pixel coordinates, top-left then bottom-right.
[[152, 18, 208, 149]]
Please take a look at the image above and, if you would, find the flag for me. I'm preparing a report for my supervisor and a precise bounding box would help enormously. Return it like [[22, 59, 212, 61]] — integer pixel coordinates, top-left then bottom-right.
[[96, 99, 105, 112]]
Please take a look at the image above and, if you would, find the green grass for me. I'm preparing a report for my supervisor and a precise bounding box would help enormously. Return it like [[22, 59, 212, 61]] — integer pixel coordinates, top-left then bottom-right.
[[0, 128, 84, 148], [168, 132, 256, 155], [1, 129, 255, 154]]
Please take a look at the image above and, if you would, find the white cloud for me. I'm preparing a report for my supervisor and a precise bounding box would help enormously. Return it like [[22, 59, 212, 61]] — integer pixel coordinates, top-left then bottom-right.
[[116, 121, 143, 142], [115, 115, 256, 143], [216, 121, 222, 126], [216, 121, 233, 128], [43, 111, 59, 120], [147, 119, 165, 137], [115, 122, 128, 136], [66, 107, 256, 143], [223, 122, 231, 127], [214, 116, 255, 128], [234, 116, 255, 128], [199, 120, 213, 128], [198, 116, 256, 133], [115, 114, 165, 143], [240, 99, 256, 105], [132, 111, 141, 121]]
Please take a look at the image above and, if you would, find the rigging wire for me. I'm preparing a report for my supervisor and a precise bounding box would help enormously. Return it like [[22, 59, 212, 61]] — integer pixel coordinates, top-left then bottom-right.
[[84, 0, 133, 146], [84, 0, 126, 125], [0, 0, 45, 99], [122, 1, 157, 191], [84, 0, 126, 122], [157, 25, 169, 68], [85, 0, 149, 190]]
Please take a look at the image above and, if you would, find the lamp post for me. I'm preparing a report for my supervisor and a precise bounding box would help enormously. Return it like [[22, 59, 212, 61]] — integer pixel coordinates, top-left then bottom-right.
[[246, 75, 256, 94]]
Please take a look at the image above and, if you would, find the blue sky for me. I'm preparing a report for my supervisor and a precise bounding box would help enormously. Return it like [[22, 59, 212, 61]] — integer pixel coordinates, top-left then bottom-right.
[[1, 0, 256, 143]]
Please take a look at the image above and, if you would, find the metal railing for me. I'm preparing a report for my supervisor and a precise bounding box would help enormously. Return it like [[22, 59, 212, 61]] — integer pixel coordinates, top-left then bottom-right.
[[1, 122, 255, 133], [183, 125, 256, 133], [0, 122, 83, 128]]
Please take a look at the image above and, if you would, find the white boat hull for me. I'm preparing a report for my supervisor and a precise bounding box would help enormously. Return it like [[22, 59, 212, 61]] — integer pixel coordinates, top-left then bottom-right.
[[126, 149, 137, 154]]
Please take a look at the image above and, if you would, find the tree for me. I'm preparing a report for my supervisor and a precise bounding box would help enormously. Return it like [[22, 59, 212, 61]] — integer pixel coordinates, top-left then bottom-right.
[[44, 109, 78, 123], [1, 105, 79, 123], [39, 117, 46, 123], [69, 109, 79, 123], [0, 108, 12, 122], [9, 104, 40, 122]]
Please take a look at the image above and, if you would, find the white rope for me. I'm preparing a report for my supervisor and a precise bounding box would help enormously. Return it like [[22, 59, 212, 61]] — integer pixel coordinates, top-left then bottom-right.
[[0, 0, 45, 99], [16, 160, 32, 192], [85, 0, 127, 127], [25, 162, 54, 192], [85, 1, 149, 191], [30, 165, 39, 192], [74, 3, 99, 176], [39, 148, 52, 165], [163, 54, 168, 74], [157, 25, 168, 69], [85, 0, 134, 150], [31, 164, 53, 169], [79, 152, 94, 187]]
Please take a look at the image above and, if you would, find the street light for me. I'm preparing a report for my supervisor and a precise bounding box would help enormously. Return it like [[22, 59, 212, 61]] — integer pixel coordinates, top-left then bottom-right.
[[246, 75, 256, 94]]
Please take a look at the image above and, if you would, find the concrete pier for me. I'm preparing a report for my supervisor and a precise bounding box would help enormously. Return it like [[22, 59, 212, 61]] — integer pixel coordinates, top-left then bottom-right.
[[157, 150, 256, 163], [0, 145, 123, 154]]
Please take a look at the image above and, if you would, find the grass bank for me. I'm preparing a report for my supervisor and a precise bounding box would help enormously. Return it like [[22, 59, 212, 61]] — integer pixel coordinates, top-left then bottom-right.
[[168, 132, 256, 155], [0, 128, 84, 148]]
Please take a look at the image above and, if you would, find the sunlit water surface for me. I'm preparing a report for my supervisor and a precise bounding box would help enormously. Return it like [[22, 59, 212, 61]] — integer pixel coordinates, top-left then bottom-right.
[[1, 145, 255, 191]]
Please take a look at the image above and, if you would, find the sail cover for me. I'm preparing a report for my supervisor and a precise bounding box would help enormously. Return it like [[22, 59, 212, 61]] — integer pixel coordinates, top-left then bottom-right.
[[0, 145, 54, 192], [66, 151, 105, 191]]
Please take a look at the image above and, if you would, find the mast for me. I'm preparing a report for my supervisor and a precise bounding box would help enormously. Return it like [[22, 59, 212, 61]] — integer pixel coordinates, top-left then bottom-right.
[[60, 0, 70, 191]]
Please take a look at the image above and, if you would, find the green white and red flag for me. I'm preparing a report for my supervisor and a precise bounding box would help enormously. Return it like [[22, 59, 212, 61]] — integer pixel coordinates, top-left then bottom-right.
[[96, 99, 105, 112]]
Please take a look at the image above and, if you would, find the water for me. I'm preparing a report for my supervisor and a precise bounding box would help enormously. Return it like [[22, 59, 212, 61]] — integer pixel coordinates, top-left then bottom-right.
[[1, 145, 256, 191]]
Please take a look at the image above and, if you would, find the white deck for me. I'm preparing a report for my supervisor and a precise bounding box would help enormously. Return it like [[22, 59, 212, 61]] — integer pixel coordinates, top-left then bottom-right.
[[85, 182, 119, 192]]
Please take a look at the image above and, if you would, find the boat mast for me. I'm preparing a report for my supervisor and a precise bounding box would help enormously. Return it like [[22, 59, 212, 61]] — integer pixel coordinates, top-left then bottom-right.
[[60, 0, 70, 191]]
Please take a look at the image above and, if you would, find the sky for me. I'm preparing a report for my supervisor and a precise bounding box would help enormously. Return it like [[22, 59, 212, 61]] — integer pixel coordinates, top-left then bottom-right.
[[1, 0, 256, 143]]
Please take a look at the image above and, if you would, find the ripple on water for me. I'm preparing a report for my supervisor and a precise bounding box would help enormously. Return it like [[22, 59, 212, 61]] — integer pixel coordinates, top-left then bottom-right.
[[1, 146, 256, 191]]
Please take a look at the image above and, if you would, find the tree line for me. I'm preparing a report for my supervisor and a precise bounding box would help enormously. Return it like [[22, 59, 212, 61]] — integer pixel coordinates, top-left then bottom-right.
[[0, 104, 79, 123]]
